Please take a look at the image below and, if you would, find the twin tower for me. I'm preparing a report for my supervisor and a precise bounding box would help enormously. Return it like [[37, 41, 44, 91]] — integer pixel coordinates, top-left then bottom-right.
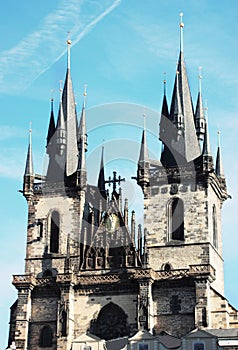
[[8, 16, 238, 350]]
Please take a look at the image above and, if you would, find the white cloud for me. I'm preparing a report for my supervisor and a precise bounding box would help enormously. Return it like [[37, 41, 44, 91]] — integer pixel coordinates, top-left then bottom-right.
[[0, 0, 121, 94]]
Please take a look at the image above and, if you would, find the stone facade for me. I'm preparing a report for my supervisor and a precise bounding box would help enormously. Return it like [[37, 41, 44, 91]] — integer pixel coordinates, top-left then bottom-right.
[[7, 18, 238, 350]]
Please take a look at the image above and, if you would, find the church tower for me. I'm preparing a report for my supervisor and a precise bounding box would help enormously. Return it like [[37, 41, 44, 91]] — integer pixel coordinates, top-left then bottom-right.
[[136, 13, 237, 335], [8, 14, 238, 350]]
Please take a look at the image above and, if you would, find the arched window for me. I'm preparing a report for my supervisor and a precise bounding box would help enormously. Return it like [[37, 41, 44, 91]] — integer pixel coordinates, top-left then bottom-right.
[[39, 325, 53, 347], [90, 302, 130, 340], [50, 211, 60, 253], [169, 198, 184, 241], [212, 205, 218, 249], [61, 310, 67, 337], [164, 263, 171, 272]]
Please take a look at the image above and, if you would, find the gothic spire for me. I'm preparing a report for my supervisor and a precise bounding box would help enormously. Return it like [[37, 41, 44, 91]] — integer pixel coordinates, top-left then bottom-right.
[[77, 84, 88, 152], [139, 114, 149, 163], [56, 85, 66, 156], [77, 85, 88, 189], [202, 103, 211, 157], [46, 98, 56, 150], [137, 114, 150, 196], [62, 36, 79, 176], [24, 123, 34, 176], [194, 67, 205, 141], [159, 78, 171, 143], [215, 131, 225, 178], [97, 146, 107, 199], [168, 13, 201, 163]]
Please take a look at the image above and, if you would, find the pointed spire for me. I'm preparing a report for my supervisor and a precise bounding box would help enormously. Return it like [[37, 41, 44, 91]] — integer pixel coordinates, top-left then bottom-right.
[[195, 67, 205, 141], [168, 13, 200, 163], [46, 98, 56, 148], [139, 114, 149, 163], [62, 36, 79, 176], [76, 85, 88, 189], [216, 131, 225, 178], [78, 84, 88, 152], [131, 211, 136, 245], [170, 69, 183, 131], [97, 146, 107, 199], [162, 77, 169, 117], [24, 123, 34, 176], [56, 83, 66, 156], [202, 101, 211, 156]]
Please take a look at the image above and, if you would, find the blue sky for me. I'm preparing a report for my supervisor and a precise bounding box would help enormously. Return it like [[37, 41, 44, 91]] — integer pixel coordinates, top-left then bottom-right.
[[1, 0, 238, 347]]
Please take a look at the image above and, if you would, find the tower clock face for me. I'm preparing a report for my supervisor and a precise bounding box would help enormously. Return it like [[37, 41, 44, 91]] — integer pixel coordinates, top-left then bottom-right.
[[105, 213, 119, 232]]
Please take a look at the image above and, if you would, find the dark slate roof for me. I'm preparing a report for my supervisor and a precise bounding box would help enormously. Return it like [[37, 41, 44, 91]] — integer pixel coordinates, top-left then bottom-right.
[[206, 329, 238, 338], [156, 331, 181, 349], [105, 336, 128, 350]]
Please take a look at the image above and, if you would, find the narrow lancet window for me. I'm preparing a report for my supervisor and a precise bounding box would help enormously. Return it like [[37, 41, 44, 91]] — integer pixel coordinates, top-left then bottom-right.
[[50, 211, 60, 253], [212, 205, 218, 249], [169, 198, 184, 241]]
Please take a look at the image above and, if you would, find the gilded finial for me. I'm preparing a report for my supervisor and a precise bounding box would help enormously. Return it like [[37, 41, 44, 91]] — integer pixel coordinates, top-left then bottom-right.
[[217, 130, 221, 148], [67, 31, 72, 45], [163, 72, 167, 95], [198, 66, 202, 93], [143, 113, 146, 131], [50, 89, 55, 102], [29, 121, 32, 145], [67, 32, 71, 69], [179, 12, 184, 27], [83, 84, 87, 109], [179, 12, 184, 52]]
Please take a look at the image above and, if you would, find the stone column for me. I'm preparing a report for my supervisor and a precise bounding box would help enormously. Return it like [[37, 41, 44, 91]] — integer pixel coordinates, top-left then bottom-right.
[[12, 275, 35, 350], [56, 274, 75, 350], [137, 277, 154, 332], [194, 277, 210, 328]]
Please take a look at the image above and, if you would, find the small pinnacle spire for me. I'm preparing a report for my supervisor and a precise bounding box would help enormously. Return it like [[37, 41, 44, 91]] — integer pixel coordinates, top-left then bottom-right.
[[216, 130, 225, 178], [46, 98, 56, 148], [98, 146, 106, 199], [194, 67, 205, 142], [78, 85, 88, 151], [139, 114, 149, 162], [179, 12, 184, 52], [67, 32, 71, 70], [25, 123, 34, 176], [202, 101, 211, 156]]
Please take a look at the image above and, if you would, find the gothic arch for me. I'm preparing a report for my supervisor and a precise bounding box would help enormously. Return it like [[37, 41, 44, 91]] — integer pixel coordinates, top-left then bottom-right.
[[49, 210, 60, 253], [212, 205, 218, 249], [39, 325, 53, 347], [168, 198, 184, 241], [90, 302, 130, 340]]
